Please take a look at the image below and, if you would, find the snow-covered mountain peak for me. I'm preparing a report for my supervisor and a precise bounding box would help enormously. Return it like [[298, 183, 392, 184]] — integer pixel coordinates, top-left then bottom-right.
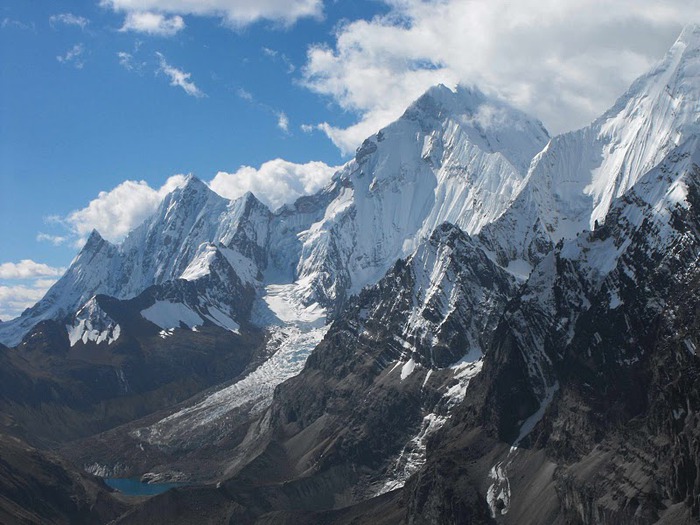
[[394, 84, 549, 174], [402, 84, 481, 121], [169, 173, 210, 198], [0, 176, 273, 346], [587, 23, 700, 225], [602, 22, 700, 129], [68, 229, 116, 267], [676, 23, 700, 48], [344, 83, 550, 206], [84, 228, 106, 248], [224, 189, 271, 226], [147, 175, 226, 229], [293, 84, 549, 306]]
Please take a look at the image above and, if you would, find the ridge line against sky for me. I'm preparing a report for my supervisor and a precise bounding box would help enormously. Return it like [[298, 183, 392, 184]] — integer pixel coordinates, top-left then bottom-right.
[[1, 0, 699, 320]]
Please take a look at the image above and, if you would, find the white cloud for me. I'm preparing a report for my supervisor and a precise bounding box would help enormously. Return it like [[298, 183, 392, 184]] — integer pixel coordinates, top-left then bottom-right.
[[49, 162, 337, 245], [1, 18, 35, 31], [34, 279, 60, 289], [121, 11, 185, 36], [0, 284, 53, 321], [36, 233, 68, 246], [118, 50, 148, 72], [0, 260, 65, 280], [156, 52, 205, 97], [117, 51, 134, 69], [301, 0, 695, 153], [57, 43, 85, 69], [0, 278, 59, 321], [237, 87, 253, 101], [209, 159, 338, 210], [276, 111, 290, 133], [0, 276, 60, 320], [63, 175, 188, 242], [101, 0, 322, 28], [236, 87, 292, 133], [49, 13, 89, 29], [262, 46, 296, 73]]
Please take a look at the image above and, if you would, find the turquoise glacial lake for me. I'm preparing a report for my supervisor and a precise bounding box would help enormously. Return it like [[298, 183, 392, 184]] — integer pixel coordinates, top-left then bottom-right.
[[104, 478, 186, 496]]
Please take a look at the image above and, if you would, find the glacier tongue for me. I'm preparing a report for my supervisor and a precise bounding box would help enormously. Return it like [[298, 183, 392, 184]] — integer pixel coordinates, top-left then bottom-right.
[[133, 280, 327, 446]]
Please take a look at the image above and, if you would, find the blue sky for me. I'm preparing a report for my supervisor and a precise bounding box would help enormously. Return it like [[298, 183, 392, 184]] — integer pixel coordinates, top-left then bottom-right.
[[0, 0, 695, 320], [1, 0, 377, 265]]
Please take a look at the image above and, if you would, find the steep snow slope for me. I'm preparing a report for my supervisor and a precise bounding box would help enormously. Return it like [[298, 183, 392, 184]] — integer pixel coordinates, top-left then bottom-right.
[[543, 26, 697, 236], [479, 25, 700, 270], [97, 177, 269, 299], [292, 85, 549, 306]]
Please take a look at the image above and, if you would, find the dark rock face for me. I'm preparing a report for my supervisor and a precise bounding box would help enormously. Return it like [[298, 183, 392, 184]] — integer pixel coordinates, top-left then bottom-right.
[[0, 433, 127, 524], [397, 151, 700, 524], [261, 223, 517, 487]]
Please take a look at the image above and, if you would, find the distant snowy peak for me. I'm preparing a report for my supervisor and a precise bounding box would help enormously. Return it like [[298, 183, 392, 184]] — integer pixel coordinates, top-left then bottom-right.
[[0, 178, 271, 347], [0, 229, 124, 347], [119, 177, 270, 293], [99, 178, 271, 297]]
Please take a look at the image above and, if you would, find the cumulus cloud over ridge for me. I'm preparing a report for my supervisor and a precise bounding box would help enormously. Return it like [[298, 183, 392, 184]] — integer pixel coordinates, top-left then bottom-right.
[[301, 0, 697, 153], [52, 160, 337, 245], [210, 159, 338, 211]]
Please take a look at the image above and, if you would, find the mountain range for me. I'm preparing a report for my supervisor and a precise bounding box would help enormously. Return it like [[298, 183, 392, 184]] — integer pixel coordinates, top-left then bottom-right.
[[1, 24, 700, 525]]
